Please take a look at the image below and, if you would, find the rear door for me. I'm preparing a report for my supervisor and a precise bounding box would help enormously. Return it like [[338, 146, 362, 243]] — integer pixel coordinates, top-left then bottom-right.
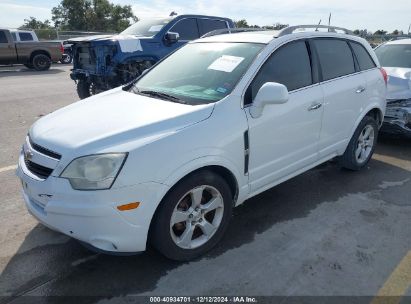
[[0, 30, 17, 64], [198, 19, 228, 36], [312, 38, 368, 158]]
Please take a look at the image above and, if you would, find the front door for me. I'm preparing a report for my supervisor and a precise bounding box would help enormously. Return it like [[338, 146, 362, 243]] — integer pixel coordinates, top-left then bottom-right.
[[245, 40, 324, 193], [0, 31, 16, 65]]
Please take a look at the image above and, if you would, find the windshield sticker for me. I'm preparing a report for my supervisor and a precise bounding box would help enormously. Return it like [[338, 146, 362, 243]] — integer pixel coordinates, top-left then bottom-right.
[[148, 25, 163, 32], [208, 55, 245, 73]]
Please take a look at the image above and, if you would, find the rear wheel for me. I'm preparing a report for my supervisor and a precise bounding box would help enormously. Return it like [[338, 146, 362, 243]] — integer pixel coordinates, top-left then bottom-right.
[[32, 54, 51, 71], [60, 53, 72, 64], [339, 115, 378, 170], [150, 171, 233, 261]]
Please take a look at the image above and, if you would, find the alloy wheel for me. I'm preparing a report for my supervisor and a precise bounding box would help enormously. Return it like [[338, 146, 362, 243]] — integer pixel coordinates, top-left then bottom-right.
[[170, 185, 224, 249]]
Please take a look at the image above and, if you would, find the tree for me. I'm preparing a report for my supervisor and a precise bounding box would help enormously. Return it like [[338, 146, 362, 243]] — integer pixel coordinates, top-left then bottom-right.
[[374, 30, 387, 35], [19, 17, 52, 30], [51, 0, 137, 32], [235, 19, 249, 28], [391, 29, 400, 35]]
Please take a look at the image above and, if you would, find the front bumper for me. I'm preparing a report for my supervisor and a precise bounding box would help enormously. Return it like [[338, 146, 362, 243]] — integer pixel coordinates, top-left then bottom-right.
[[381, 121, 411, 138], [381, 102, 411, 138], [16, 151, 168, 253]]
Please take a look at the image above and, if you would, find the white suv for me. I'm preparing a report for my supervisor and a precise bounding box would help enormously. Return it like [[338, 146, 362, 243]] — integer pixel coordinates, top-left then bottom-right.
[[17, 25, 387, 261]]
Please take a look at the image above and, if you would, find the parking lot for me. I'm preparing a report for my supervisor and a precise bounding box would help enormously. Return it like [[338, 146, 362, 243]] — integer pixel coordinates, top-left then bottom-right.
[[0, 65, 410, 303]]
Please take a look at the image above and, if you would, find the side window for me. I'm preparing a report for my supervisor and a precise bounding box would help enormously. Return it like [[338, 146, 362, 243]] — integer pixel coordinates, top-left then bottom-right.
[[350, 42, 376, 71], [247, 40, 313, 102], [19, 32, 33, 41], [198, 19, 228, 36], [0, 31, 8, 43], [170, 18, 199, 40], [313, 39, 355, 81]]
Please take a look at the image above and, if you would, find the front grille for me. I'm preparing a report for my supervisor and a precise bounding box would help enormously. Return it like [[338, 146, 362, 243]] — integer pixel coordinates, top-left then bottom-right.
[[29, 137, 61, 160], [24, 159, 53, 179]]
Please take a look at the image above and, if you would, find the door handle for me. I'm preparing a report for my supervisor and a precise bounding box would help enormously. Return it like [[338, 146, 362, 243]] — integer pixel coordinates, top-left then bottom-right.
[[356, 87, 366, 93], [308, 103, 322, 111]]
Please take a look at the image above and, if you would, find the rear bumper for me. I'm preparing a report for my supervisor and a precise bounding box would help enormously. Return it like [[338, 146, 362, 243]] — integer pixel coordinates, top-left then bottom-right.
[[16, 151, 169, 253]]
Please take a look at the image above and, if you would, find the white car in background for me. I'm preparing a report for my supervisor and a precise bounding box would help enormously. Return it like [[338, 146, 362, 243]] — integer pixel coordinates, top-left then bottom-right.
[[375, 39, 411, 138], [17, 25, 386, 261]]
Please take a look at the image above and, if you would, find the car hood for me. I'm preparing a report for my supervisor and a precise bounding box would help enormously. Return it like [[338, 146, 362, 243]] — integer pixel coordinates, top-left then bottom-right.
[[29, 88, 214, 157], [384, 67, 411, 100]]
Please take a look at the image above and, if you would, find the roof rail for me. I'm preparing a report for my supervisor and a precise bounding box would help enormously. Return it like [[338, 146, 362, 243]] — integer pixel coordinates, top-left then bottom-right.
[[201, 27, 269, 38], [278, 25, 353, 37]]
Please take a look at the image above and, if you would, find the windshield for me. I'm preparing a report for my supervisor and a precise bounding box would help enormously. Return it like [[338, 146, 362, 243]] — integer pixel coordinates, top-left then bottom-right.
[[132, 42, 264, 105], [121, 18, 172, 37], [375, 44, 411, 68]]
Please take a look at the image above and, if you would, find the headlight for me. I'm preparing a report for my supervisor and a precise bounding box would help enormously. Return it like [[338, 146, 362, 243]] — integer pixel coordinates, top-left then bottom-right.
[[61, 153, 127, 190]]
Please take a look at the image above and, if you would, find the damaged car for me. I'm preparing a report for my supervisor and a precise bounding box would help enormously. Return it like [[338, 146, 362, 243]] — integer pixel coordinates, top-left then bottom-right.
[[375, 39, 411, 138], [68, 15, 234, 99]]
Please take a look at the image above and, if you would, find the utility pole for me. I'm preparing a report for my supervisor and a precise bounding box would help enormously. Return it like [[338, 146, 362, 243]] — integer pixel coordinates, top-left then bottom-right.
[[328, 13, 332, 26]]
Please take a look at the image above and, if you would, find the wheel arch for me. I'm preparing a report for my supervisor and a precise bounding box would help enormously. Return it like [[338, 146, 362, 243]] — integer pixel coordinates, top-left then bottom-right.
[[351, 105, 384, 137], [29, 50, 51, 63], [147, 164, 240, 246], [365, 108, 383, 127]]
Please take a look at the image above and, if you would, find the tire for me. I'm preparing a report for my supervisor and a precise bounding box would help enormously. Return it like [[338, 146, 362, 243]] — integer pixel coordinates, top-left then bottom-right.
[[339, 115, 378, 171], [24, 63, 34, 69], [32, 54, 51, 71], [150, 170, 233, 261], [77, 80, 92, 99], [60, 54, 72, 64]]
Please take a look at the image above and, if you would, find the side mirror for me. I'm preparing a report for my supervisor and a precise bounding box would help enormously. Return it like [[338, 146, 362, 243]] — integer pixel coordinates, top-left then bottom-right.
[[249, 82, 289, 118], [165, 32, 179, 44]]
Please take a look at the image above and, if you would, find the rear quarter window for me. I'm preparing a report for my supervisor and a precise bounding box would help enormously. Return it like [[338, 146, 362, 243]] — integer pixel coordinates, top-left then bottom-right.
[[350, 42, 376, 71], [313, 39, 356, 81], [19, 32, 34, 41]]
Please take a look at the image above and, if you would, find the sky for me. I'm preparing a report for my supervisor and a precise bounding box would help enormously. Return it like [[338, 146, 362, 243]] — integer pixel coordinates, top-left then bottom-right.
[[0, 0, 410, 33]]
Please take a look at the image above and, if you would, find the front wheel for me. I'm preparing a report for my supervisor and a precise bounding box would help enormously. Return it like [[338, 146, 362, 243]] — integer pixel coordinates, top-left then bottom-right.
[[339, 115, 378, 170], [150, 171, 233, 261], [76, 80, 104, 99]]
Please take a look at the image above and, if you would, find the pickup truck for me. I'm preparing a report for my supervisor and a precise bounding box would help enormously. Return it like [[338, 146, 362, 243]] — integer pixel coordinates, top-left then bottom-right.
[[68, 14, 235, 99], [0, 29, 63, 71]]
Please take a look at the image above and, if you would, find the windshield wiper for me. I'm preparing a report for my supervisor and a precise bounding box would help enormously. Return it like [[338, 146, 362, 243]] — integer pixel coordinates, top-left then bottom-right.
[[138, 90, 186, 104]]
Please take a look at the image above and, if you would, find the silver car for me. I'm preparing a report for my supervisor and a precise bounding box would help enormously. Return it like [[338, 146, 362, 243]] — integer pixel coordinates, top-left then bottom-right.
[[375, 39, 411, 138]]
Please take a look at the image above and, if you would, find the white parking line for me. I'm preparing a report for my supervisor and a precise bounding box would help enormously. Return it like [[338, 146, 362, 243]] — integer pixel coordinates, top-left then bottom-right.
[[0, 165, 17, 173]]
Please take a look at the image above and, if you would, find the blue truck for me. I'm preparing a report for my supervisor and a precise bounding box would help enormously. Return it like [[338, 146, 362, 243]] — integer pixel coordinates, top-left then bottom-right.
[[68, 14, 235, 99]]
